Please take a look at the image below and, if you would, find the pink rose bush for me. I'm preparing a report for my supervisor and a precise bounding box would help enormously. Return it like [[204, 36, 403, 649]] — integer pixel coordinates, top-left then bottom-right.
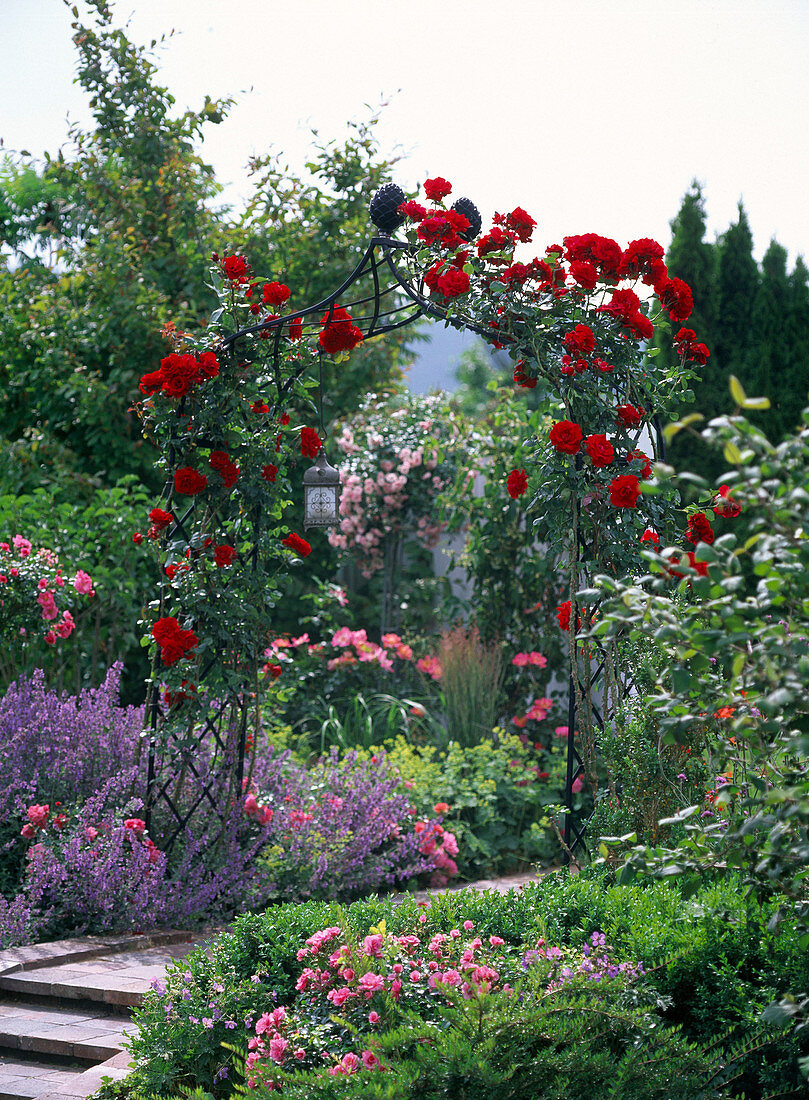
[[0, 538, 94, 648], [238, 923, 645, 1090], [328, 393, 467, 577]]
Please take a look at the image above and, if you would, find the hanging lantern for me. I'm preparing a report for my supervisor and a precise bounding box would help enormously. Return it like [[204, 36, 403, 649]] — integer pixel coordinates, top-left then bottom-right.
[[303, 448, 341, 528]]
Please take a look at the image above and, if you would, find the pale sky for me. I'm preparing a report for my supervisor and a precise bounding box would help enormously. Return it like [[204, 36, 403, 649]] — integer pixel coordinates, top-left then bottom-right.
[[3, 0, 809, 269]]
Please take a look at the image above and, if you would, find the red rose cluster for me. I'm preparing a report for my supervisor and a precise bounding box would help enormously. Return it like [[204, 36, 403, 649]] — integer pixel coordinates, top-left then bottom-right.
[[282, 532, 311, 557], [424, 259, 471, 299], [139, 351, 219, 399], [152, 616, 199, 666], [713, 484, 742, 518], [319, 307, 363, 354], [674, 328, 711, 365], [686, 511, 715, 545], [209, 450, 240, 488], [147, 508, 174, 539], [424, 177, 452, 201]]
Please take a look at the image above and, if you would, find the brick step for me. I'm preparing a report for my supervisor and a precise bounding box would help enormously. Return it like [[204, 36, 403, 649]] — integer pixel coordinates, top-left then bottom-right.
[[0, 943, 201, 1010], [0, 1054, 87, 1100], [0, 1001, 128, 1063]]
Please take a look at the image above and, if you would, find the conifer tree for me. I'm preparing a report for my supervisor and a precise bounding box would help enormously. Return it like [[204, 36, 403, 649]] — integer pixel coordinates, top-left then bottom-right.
[[658, 182, 716, 474], [784, 255, 809, 427], [747, 239, 791, 439]]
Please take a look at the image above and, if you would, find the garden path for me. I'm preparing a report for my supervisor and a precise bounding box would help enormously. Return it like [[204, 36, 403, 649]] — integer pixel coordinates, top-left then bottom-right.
[[0, 869, 550, 1099]]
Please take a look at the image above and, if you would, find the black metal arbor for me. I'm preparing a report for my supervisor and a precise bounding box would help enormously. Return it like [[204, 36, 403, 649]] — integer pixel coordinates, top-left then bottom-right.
[[144, 183, 661, 861]]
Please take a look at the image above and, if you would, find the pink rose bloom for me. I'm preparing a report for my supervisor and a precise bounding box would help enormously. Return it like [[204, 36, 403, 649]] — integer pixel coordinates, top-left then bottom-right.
[[572, 776, 584, 793], [390, 978, 402, 1000], [341, 1053, 360, 1074], [255, 1012, 273, 1036], [84, 826, 98, 840], [512, 653, 530, 667], [463, 920, 474, 931], [244, 794, 259, 817], [416, 655, 443, 680], [368, 1011, 380, 1024], [362, 933, 384, 957], [268, 1034, 288, 1064], [20, 823, 36, 839], [124, 818, 146, 833], [358, 972, 385, 994], [258, 806, 273, 826], [326, 986, 352, 1006], [44, 631, 57, 645], [396, 643, 413, 660], [73, 570, 94, 596], [440, 968, 462, 987], [555, 725, 570, 738], [409, 970, 422, 983], [294, 1048, 306, 1061], [56, 611, 75, 639], [27, 804, 49, 829], [361, 1050, 380, 1069], [270, 1007, 286, 1027], [489, 936, 505, 946], [442, 831, 458, 856], [528, 652, 548, 667], [12, 535, 32, 556], [37, 590, 58, 621]]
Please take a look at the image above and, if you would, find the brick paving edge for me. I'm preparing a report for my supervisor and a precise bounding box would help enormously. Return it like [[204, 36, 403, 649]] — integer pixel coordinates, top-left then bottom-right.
[[0, 929, 202, 981]]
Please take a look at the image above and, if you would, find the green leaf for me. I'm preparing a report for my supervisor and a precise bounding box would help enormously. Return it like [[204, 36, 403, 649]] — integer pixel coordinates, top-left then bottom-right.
[[729, 374, 747, 405]]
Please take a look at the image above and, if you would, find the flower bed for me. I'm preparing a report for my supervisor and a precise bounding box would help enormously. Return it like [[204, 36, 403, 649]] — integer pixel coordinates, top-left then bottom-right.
[[104, 869, 808, 1099]]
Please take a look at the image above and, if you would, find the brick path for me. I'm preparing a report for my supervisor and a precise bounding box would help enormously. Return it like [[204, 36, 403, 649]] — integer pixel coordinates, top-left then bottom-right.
[[0, 870, 550, 1099]]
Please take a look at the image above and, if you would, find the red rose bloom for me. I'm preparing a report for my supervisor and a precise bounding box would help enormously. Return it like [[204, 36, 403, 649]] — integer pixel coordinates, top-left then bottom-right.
[[174, 467, 208, 495], [585, 435, 614, 468], [686, 511, 715, 545], [609, 474, 641, 508], [506, 469, 528, 498], [282, 532, 311, 557], [214, 544, 237, 567], [616, 404, 645, 428], [618, 238, 667, 286], [262, 463, 278, 482], [556, 600, 571, 631], [640, 528, 659, 546], [713, 484, 742, 518], [569, 260, 598, 290], [133, 532, 143, 545], [513, 362, 537, 389], [549, 421, 583, 455], [288, 317, 303, 341], [656, 275, 693, 322], [398, 200, 428, 222], [319, 306, 363, 354], [423, 177, 452, 201], [477, 226, 516, 258], [505, 206, 537, 243], [262, 282, 291, 307], [563, 324, 595, 357], [222, 255, 248, 281], [152, 616, 199, 666], [149, 508, 174, 531], [300, 427, 322, 459]]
